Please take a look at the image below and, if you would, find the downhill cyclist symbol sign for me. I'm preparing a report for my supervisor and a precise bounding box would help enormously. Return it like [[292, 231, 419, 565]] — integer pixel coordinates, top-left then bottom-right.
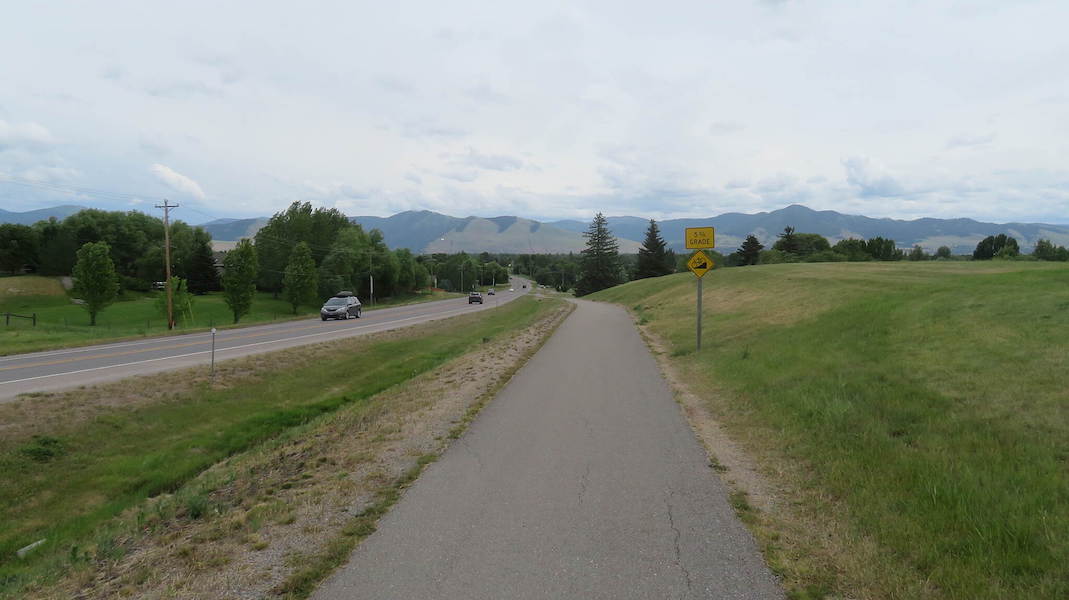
[[686, 250, 713, 278]]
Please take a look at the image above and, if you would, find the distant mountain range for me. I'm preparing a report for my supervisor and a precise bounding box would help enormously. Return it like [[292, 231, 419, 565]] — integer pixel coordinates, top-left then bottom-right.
[[0, 205, 86, 225], [351, 212, 643, 254], [208, 206, 1069, 254], [196, 217, 269, 242], [549, 205, 1069, 254], [4, 204, 1069, 255]]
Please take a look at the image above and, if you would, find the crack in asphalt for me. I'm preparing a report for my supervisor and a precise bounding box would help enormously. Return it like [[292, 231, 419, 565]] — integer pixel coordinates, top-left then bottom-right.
[[666, 490, 694, 594], [459, 436, 486, 471], [578, 413, 596, 441], [577, 463, 591, 506]]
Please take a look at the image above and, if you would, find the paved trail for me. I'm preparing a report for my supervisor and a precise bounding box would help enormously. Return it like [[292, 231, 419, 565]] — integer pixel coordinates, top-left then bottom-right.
[[315, 300, 782, 599]]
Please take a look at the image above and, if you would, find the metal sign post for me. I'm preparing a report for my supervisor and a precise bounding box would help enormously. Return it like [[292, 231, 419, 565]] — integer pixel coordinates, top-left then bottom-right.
[[685, 227, 715, 352], [210, 327, 217, 375], [696, 277, 703, 350]]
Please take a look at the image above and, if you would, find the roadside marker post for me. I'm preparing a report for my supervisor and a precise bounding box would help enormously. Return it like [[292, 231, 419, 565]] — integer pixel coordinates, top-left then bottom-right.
[[210, 327, 217, 376], [685, 227, 715, 351]]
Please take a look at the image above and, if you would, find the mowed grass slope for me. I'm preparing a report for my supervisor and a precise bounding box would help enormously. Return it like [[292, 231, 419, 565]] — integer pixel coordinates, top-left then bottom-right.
[[592, 261, 1069, 599], [0, 295, 552, 590], [0, 275, 461, 355]]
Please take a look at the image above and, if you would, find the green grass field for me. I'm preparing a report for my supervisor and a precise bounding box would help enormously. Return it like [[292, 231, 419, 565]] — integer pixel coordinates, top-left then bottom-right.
[[591, 261, 1069, 599], [0, 275, 461, 355], [0, 295, 554, 593]]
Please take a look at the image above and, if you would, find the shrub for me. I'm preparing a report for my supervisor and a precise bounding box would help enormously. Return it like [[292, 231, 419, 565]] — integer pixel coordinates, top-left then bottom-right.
[[120, 275, 152, 292], [19, 436, 65, 462]]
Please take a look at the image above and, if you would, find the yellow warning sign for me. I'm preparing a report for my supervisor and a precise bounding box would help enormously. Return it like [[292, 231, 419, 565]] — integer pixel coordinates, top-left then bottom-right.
[[687, 250, 713, 278], [685, 227, 715, 249]]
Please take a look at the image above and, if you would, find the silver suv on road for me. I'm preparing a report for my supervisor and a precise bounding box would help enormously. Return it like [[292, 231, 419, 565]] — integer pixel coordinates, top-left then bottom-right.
[[321, 292, 362, 320]]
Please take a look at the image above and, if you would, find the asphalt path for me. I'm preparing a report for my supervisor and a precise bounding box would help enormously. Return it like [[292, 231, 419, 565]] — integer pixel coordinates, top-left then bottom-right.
[[314, 299, 782, 599], [0, 282, 529, 402]]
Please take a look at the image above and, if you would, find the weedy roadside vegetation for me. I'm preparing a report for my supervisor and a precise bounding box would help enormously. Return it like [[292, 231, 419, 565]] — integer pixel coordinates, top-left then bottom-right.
[[0, 295, 570, 598], [593, 261, 1069, 600]]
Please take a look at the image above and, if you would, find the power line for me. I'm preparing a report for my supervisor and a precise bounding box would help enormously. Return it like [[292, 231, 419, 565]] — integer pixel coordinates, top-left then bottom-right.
[[0, 174, 161, 204]]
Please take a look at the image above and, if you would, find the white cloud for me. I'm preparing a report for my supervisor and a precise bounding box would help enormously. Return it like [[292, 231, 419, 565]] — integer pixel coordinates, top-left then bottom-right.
[[151, 164, 206, 200], [438, 169, 480, 182], [460, 148, 523, 171], [21, 166, 78, 182], [946, 132, 995, 149], [708, 121, 744, 136], [0, 120, 55, 151], [842, 156, 906, 197]]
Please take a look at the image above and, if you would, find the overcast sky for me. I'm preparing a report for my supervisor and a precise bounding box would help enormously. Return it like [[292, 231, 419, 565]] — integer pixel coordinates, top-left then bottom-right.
[[1, 1, 1067, 224]]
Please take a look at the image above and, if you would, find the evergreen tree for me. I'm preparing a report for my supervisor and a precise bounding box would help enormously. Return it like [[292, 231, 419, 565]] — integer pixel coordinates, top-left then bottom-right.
[[635, 219, 673, 279], [283, 242, 318, 314], [186, 239, 220, 294], [773, 226, 798, 254], [223, 239, 259, 323], [72, 241, 119, 326], [734, 234, 764, 265], [575, 213, 622, 296]]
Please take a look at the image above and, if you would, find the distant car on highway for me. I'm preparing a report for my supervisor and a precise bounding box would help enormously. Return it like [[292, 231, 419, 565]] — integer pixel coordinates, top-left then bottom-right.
[[487, 289, 495, 295], [469, 291, 483, 304], [321, 292, 362, 320], [509, 287, 515, 292]]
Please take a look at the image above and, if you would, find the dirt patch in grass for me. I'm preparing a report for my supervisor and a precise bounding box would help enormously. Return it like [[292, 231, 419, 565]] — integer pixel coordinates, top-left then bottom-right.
[[29, 300, 573, 599]]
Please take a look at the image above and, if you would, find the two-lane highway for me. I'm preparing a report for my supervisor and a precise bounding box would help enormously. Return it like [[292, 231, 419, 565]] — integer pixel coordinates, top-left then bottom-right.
[[0, 283, 529, 402]]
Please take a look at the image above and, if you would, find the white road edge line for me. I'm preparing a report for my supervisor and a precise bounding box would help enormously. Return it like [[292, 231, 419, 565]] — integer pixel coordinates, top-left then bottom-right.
[[0, 307, 477, 387], [0, 299, 468, 363]]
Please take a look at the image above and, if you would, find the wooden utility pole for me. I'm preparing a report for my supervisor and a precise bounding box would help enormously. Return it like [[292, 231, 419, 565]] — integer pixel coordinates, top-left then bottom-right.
[[156, 200, 179, 329]]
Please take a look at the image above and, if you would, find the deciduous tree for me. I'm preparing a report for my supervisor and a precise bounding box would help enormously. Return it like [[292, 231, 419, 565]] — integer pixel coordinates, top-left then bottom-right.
[[973, 234, 1018, 260], [0, 224, 40, 274], [72, 241, 119, 326], [283, 242, 318, 314], [186, 239, 220, 294], [223, 239, 259, 323]]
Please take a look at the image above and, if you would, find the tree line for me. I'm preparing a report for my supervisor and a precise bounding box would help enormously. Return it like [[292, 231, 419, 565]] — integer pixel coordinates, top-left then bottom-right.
[[727, 228, 1069, 265], [517, 215, 1069, 299], [0, 210, 219, 292], [0, 202, 441, 326]]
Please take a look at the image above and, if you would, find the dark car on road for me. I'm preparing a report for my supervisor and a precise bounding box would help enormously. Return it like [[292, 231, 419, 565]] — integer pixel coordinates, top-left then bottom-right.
[[468, 291, 483, 304], [321, 292, 362, 320]]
